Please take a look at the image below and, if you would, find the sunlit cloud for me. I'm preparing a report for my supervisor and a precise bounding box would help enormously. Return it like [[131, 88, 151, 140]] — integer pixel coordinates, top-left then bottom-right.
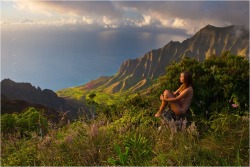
[[102, 16, 118, 28], [173, 18, 184, 28], [2, 1, 249, 34], [13, 0, 53, 17], [82, 16, 93, 25], [140, 15, 151, 27]]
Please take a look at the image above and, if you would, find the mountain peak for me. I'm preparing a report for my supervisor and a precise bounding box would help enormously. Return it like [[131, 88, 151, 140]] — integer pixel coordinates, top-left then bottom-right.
[[1, 78, 33, 88], [1, 78, 15, 84], [200, 24, 248, 35], [1, 79, 66, 110], [204, 24, 216, 29], [79, 24, 249, 93], [203, 24, 234, 30]]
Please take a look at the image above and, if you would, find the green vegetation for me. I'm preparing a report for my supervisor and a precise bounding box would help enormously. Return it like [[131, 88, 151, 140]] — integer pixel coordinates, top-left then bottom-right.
[[1, 53, 249, 166], [1, 107, 48, 138], [57, 87, 86, 100]]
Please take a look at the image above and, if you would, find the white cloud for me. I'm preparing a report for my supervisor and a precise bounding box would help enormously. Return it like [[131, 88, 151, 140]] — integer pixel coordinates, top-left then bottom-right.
[[173, 18, 184, 28], [141, 15, 151, 26], [131, 15, 152, 27], [102, 16, 118, 28], [82, 16, 93, 25], [0, 19, 9, 25], [102, 16, 112, 25]]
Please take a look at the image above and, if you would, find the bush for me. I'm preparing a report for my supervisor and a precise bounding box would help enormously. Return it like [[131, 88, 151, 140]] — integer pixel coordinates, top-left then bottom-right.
[[157, 54, 249, 116], [1, 107, 49, 137]]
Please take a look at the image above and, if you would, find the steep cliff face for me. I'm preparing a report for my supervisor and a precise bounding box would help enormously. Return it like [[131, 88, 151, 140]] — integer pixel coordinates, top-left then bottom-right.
[[81, 25, 249, 93]]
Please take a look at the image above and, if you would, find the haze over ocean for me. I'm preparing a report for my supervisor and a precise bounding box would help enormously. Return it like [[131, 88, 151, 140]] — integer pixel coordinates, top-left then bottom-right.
[[1, 1, 249, 91], [2, 25, 189, 91]]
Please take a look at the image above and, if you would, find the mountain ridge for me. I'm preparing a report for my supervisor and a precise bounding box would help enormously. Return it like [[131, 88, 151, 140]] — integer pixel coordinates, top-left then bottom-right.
[[1, 79, 89, 120], [70, 24, 248, 94], [1, 78, 65, 110]]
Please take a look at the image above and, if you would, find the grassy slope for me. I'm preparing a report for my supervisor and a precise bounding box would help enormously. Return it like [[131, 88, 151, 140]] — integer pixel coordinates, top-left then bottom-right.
[[1, 104, 249, 166], [2, 55, 249, 166]]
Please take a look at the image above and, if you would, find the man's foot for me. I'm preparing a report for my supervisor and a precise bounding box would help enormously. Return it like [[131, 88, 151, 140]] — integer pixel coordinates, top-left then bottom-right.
[[155, 112, 162, 118]]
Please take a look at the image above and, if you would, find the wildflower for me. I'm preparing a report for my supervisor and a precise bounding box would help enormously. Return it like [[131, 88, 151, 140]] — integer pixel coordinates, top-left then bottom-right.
[[231, 103, 239, 108], [66, 135, 74, 143], [187, 122, 199, 136], [169, 120, 177, 140], [181, 118, 187, 131], [158, 126, 162, 131], [184, 145, 189, 150]]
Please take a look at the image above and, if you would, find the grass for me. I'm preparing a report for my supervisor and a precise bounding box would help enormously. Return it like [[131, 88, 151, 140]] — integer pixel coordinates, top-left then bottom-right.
[[1, 109, 249, 166]]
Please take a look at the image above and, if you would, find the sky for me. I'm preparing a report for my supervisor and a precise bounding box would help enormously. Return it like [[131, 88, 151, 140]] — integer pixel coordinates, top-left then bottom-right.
[[1, 0, 249, 91]]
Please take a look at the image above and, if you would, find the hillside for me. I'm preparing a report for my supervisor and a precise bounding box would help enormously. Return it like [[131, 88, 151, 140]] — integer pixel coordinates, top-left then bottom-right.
[[1, 79, 65, 110], [1, 97, 61, 123], [1, 79, 89, 120], [58, 25, 249, 95], [2, 54, 249, 166]]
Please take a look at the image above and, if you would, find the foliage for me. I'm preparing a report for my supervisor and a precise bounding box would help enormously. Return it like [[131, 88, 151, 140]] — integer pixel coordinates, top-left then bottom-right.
[[1, 107, 49, 137], [1, 113, 17, 134], [108, 144, 130, 165], [1, 53, 249, 166], [1, 109, 249, 166], [157, 54, 249, 117], [199, 112, 249, 166], [57, 87, 86, 100], [108, 134, 152, 165]]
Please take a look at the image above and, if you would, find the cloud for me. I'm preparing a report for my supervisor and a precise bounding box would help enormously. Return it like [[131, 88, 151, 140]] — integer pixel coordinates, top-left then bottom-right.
[[82, 16, 93, 25], [3, 1, 249, 34], [13, 0, 53, 16], [173, 18, 184, 28], [112, 1, 249, 33], [102, 16, 119, 28], [140, 15, 151, 27], [14, 1, 121, 18]]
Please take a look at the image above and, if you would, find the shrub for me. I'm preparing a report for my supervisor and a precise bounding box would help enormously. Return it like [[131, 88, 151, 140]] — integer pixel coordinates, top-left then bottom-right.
[[1, 107, 49, 138], [157, 54, 249, 116]]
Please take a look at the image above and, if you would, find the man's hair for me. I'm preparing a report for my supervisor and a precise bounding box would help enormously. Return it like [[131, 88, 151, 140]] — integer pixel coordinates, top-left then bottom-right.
[[183, 71, 193, 87]]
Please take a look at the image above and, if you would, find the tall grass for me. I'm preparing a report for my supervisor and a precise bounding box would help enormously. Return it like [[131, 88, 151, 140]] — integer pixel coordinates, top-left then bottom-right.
[[1, 110, 249, 166]]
